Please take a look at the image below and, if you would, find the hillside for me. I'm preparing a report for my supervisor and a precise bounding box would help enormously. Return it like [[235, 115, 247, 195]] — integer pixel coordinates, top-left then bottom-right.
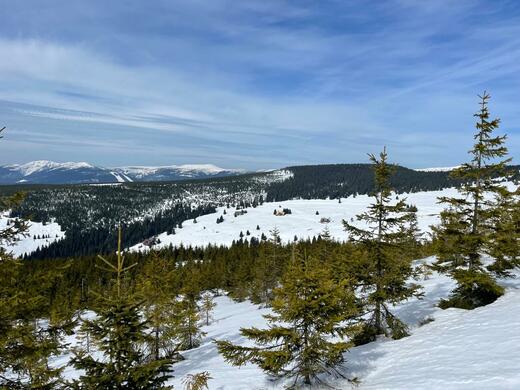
[[2, 164, 518, 258]]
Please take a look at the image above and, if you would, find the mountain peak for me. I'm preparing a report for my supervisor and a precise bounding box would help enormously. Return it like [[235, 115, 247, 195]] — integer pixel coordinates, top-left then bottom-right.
[[12, 160, 95, 176]]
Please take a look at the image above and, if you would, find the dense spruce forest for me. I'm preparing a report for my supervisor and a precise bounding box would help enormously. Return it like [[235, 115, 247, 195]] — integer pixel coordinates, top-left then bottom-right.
[[264, 163, 465, 200]]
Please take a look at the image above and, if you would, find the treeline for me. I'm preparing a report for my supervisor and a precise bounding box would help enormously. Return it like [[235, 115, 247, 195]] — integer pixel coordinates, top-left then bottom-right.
[[265, 163, 519, 201], [19, 235, 383, 314], [6, 174, 268, 234]]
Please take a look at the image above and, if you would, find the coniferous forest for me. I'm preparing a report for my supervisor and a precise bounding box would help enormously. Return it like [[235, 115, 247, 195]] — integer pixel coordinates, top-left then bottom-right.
[[1, 93, 519, 388]]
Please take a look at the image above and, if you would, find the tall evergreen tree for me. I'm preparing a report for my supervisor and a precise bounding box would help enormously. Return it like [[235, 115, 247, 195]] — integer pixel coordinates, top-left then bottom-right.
[[71, 227, 172, 389], [173, 264, 206, 350], [216, 249, 359, 388], [343, 148, 421, 341], [432, 92, 512, 309]]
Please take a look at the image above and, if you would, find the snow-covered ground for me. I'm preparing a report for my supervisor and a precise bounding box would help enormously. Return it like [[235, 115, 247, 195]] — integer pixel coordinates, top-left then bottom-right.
[[130, 183, 520, 388], [16, 181, 515, 389], [47, 257, 520, 389], [0, 213, 65, 257], [130, 187, 458, 251], [166, 261, 520, 390]]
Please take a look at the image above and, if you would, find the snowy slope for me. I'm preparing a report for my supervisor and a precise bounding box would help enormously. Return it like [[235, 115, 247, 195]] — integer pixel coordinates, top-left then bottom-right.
[[132, 182, 519, 252], [164, 262, 520, 390], [49, 259, 520, 389], [130, 187, 458, 251], [33, 180, 519, 389], [0, 213, 65, 257], [349, 289, 520, 389], [119, 164, 240, 176]]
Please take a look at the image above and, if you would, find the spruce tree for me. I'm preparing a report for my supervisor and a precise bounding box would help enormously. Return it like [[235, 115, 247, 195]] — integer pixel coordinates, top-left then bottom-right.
[[216, 249, 359, 388], [70, 227, 172, 389], [432, 92, 512, 309], [174, 298, 205, 350], [137, 252, 182, 362], [200, 293, 216, 326], [343, 147, 421, 341], [251, 228, 284, 304], [172, 264, 205, 350], [182, 372, 212, 390]]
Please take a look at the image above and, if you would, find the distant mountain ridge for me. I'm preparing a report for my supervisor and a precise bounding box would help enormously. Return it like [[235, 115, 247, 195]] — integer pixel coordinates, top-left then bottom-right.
[[0, 160, 245, 184], [414, 166, 460, 172]]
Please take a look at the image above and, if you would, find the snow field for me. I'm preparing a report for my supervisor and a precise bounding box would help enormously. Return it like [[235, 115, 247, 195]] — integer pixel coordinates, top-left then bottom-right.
[[130, 187, 462, 252], [0, 213, 65, 257]]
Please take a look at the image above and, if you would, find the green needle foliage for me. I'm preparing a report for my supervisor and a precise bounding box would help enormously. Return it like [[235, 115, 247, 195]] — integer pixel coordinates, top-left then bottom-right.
[[174, 298, 205, 351], [432, 92, 512, 309], [343, 147, 422, 342], [1, 127, 69, 389], [251, 227, 285, 305], [486, 185, 520, 277], [137, 252, 183, 362], [70, 227, 172, 389], [216, 247, 359, 388], [200, 293, 216, 326]]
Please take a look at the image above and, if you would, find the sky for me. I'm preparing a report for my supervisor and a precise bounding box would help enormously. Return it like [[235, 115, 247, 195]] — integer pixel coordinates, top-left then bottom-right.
[[0, 0, 520, 170]]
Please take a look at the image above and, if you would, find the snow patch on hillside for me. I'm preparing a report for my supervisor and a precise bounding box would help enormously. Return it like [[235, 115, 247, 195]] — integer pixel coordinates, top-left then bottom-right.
[[132, 182, 518, 252], [110, 171, 127, 183], [0, 213, 65, 257]]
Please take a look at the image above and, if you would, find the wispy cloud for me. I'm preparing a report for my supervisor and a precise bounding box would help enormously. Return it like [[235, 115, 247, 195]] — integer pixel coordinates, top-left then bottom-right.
[[0, 0, 519, 169]]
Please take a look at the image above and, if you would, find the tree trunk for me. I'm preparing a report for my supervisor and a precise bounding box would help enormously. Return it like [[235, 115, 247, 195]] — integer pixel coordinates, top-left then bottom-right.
[[375, 192, 384, 334], [154, 326, 160, 361], [470, 124, 484, 270], [303, 323, 311, 385]]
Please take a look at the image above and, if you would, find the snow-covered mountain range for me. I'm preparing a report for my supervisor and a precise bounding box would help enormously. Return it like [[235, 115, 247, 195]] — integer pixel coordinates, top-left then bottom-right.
[[0, 160, 245, 184], [414, 166, 460, 172]]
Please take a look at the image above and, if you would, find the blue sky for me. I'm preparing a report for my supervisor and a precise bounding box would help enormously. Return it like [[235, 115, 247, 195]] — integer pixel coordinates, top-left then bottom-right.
[[0, 0, 519, 169]]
